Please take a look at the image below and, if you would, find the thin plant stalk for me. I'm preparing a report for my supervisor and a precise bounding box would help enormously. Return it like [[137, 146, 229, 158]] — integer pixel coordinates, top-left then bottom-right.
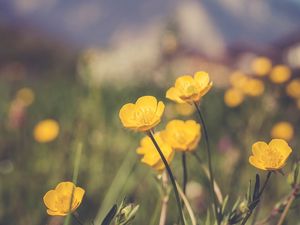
[[176, 181, 197, 225], [192, 152, 223, 204], [182, 153, 188, 194], [193, 102, 220, 224], [64, 142, 83, 225], [240, 172, 272, 225], [159, 171, 169, 225], [147, 130, 185, 225], [276, 186, 298, 225]]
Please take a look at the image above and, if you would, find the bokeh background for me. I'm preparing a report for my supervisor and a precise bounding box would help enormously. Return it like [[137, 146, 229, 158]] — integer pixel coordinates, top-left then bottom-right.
[[1, 0, 300, 224]]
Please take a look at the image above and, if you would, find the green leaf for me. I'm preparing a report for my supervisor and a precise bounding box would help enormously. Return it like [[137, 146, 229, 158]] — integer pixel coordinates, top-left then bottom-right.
[[205, 209, 211, 225], [246, 180, 252, 203], [101, 204, 118, 225], [252, 174, 260, 201], [222, 195, 229, 214]]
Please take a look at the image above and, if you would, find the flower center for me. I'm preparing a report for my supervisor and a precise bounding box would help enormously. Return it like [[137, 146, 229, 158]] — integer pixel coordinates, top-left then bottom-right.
[[133, 107, 155, 124]]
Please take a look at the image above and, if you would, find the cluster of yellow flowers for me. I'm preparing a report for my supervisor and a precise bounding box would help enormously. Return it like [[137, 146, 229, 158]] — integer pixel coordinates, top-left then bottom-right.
[[42, 70, 294, 223], [224, 71, 264, 107], [224, 56, 295, 108]]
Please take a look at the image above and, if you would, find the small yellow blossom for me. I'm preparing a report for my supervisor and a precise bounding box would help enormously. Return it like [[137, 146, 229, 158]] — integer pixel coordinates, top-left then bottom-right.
[[119, 96, 165, 132], [161, 120, 201, 152], [251, 57, 272, 76], [271, 122, 294, 141], [243, 79, 265, 97], [229, 71, 249, 90], [137, 133, 174, 171], [175, 103, 195, 116], [43, 181, 85, 216], [286, 79, 300, 99], [224, 88, 244, 107], [166, 71, 213, 103], [33, 119, 60, 143], [269, 65, 291, 84], [16, 87, 35, 106], [249, 139, 292, 171]]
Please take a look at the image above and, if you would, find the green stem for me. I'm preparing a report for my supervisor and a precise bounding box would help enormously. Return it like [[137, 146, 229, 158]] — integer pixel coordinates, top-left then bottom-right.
[[193, 102, 220, 224], [240, 172, 272, 225], [182, 153, 188, 194], [147, 130, 185, 225]]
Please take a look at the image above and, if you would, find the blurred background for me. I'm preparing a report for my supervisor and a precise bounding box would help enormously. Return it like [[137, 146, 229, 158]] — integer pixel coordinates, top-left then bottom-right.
[[1, 0, 300, 224]]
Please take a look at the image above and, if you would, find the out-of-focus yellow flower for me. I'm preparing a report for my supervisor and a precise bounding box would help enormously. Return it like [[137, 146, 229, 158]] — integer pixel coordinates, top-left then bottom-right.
[[269, 65, 291, 84], [166, 71, 213, 103], [249, 139, 292, 171], [175, 103, 195, 116], [229, 71, 249, 90], [16, 87, 35, 106], [251, 57, 272, 76], [43, 181, 85, 216], [161, 120, 201, 152], [243, 79, 265, 97], [224, 88, 244, 107], [33, 119, 60, 143], [137, 133, 174, 171], [286, 79, 300, 99], [119, 96, 165, 132], [271, 122, 294, 141]]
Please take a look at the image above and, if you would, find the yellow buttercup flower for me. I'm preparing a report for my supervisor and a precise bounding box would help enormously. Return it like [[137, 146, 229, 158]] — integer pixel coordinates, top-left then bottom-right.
[[161, 120, 201, 152], [229, 71, 249, 90], [43, 181, 85, 216], [249, 139, 292, 171], [251, 57, 272, 76], [166, 71, 213, 103], [269, 65, 291, 84], [175, 103, 195, 116], [224, 88, 244, 107], [271, 122, 294, 141], [16, 87, 35, 106], [137, 133, 174, 171], [286, 79, 300, 99], [243, 79, 265, 97], [33, 119, 60, 143], [119, 96, 165, 132]]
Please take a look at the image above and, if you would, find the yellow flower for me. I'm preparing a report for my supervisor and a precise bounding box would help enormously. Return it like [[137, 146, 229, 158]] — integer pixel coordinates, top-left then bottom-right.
[[249, 139, 292, 171], [16, 87, 35, 106], [33, 119, 60, 143], [269, 65, 291, 84], [161, 120, 201, 152], [175, 103, 195, 116], [243, 79, 265, 97], [229, 71, 249, 90], [286, 79, 300, 99], [271, 122, 294, 141], [224, 88, 244, 107], [119, 96, 165, 132], [43, 181, 85, 216], [251, 57, 272, 76], [137, 133, 174, 171], [166, 71, 213, 103]]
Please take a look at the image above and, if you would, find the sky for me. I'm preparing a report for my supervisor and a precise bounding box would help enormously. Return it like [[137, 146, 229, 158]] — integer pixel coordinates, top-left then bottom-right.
[[1, 0, 300, 48]]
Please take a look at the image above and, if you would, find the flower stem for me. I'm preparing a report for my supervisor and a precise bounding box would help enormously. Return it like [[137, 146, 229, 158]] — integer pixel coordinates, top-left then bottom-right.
[[159, 171, 169, 225], [182, 153, 188, 194], [72, 213, 84, 225], [193, 102, 220, 224], [240, 172, 272, 225], [147, 130, 185, 225], [276, 185, 299, 225]]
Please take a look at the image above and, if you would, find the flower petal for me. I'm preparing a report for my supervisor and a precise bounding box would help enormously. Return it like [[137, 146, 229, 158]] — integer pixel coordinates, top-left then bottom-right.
[[269, 139, 292, 160], [194, 71, 210, 88], [43, 190, 57, 211], [136, 96, 157, 111], [55, 182, 75, 195], [155, 101, 165, 118], [166, 87, 185, 103], [119, 103, 137, 127], [249, 156, 266, 170], [47, 209, 67, 216], [252, 141, 268, 158]]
